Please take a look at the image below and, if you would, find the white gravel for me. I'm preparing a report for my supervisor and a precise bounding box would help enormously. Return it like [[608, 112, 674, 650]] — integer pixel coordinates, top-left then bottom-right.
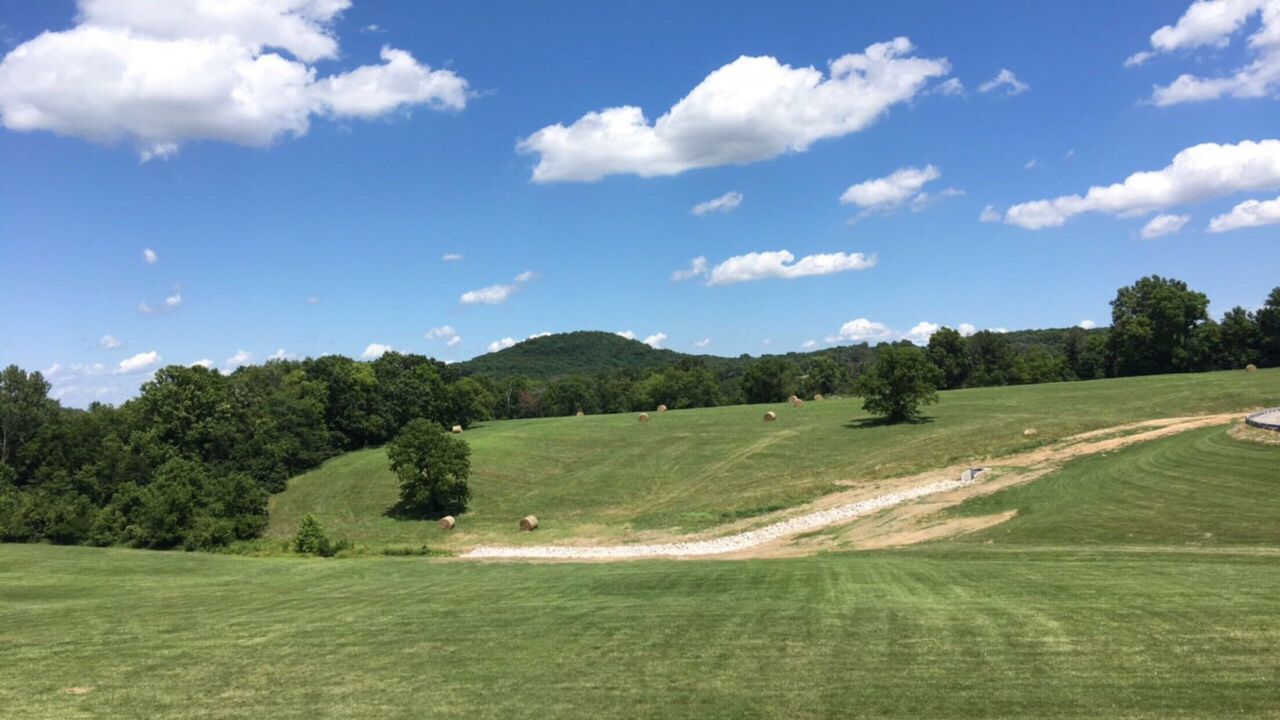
[[464, 468, 986, 560]]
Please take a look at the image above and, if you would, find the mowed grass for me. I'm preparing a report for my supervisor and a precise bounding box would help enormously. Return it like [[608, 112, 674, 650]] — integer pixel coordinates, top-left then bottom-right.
[[267, 369, 1280, 551], [2, 543, 1279, 719], [949, 425, 1280, 547]]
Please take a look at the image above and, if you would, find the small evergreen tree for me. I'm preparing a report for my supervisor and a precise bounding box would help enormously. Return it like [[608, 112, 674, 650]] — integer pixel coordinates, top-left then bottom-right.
[[292, 514, 332, 556]]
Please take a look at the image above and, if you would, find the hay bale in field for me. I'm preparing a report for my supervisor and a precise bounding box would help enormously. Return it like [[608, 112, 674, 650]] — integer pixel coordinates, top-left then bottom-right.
[[519, 515, 539, 531], [575, 410, 585, 417], [451, 425, 463, 434], [1246, 364, 1258, 373], [656, 404, 668, 412], [438, 515, 456, 531], [639, 413, 650, 423], [788, 395, 799, 404], [1022, 428, 1038, 437], [764, 411, 777, 422], [814, 394, 824, 401], [791, 398, 804, 408]]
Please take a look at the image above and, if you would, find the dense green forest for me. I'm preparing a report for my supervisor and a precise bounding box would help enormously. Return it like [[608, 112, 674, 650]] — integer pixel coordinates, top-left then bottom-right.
[[1, 276, 1278, 550]]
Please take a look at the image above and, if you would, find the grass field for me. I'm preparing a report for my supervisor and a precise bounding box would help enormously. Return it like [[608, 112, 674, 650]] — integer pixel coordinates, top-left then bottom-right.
[[267, 369, 1280, 552], [3, 370, 1280, 718]]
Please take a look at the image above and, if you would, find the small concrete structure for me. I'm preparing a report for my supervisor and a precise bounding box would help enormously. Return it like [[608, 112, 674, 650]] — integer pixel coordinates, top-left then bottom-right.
[[1246, 408, 1280, 432]]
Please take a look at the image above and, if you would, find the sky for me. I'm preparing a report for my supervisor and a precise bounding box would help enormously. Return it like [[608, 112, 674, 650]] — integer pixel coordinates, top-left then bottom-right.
[[1, 0, 1279, 407]]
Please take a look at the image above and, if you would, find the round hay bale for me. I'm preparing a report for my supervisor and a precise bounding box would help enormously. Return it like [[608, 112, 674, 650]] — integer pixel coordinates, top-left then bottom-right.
[[519, 515, 539, 531], [451, 425, 463, 434], [1246, 363, 1258, 373], [656, 404, 668, 412], [575, 410, 585, 417], [791, 398, 805, 408], [639, 413, 650, 423], [438, 515, 456, 531], [814, 394, 824, 401], [787, 395, 799, 404], [1022, 428, 1038, 437], [764, 411, 777, 422]]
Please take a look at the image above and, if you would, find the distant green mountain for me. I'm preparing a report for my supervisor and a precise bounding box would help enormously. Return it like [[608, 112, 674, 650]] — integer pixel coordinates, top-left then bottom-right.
[[455, 331, 695, 379], [454, 327, 1108, 381]]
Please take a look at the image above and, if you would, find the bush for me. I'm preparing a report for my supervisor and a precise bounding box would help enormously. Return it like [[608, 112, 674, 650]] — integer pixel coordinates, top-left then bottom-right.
[[386, 418, 471, 517], [292, 514, 332, 556]]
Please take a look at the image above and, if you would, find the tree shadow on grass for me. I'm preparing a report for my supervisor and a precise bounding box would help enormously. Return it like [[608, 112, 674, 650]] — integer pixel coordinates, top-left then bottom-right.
[[844, 415, 937, 430], [382, 503, 455, 522]]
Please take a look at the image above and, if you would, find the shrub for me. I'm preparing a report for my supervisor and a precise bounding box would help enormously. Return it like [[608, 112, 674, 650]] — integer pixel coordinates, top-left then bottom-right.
[[292, 514, 332, 556]]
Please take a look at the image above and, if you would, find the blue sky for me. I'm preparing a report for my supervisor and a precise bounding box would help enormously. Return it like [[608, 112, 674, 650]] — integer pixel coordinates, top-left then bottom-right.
[[2, 0, 1279, 406]]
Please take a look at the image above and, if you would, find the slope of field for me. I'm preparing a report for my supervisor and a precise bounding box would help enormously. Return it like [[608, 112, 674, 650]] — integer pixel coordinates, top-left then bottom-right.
[[267, 369, 1280, 552], [2, 543, 1278, 719], [946, 425, 1280, 547]]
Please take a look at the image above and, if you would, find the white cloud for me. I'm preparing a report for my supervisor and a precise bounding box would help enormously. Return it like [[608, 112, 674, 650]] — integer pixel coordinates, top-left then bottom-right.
[[116, 350, 160, 374], [100, 334, 122, 349], [1126, 0, 1280, 105], [903, 321, 940, 345], [425, 326, 464, 347], [933, 77, 965, 96], [979, 204, 1002, 222], [142, 247, 158, 264], [1140, 213, 1191, 238], [1024, 158, 1039, 170], [675, 250, 876, 286], [517, 38, 949, 182], [224, 349, 254, 370], [138, 289, 182, 314], [990, 327, 1009, 334], [616, 330, 637, 340], [693, 338, 711, 348], [268, 348, 292, 361], [671, 256, 709, 282], [840, 165, 941, 214], [1079, 319, 1098, 330], [527, 331, 552, 340], [442, 253, 464, 261], [977, 68, 1029, 95], [460, 283, 517, 305], [958, 323, 977, 337], [514, 270, 538, 283], [0, 2, 469, 159], [691, 191, 743, 216], [191, 358, 213, 369], [1004, 139, 1280, 229], [487, 337, 516, 353], [1208, 194, 1280, 231], [643, 332, 667, 349], [825, 318, 895, 343], [801, 339, 819, 349], [360, 343, 391, 360]]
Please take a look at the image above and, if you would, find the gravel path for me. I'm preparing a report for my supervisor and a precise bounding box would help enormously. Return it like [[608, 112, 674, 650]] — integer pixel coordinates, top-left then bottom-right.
[[464, 469, 985, 560]]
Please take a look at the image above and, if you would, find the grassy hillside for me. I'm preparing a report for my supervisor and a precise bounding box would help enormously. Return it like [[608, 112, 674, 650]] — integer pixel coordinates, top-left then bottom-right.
[[2, 543, 1278, 719], [949, 425, 1280, 547], [267, 368, 1280, 552]]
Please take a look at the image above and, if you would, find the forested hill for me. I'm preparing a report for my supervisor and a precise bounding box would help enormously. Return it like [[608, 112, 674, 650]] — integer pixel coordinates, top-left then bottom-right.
[[454, 328, 1105, 380], [456, 331, 712, 379]]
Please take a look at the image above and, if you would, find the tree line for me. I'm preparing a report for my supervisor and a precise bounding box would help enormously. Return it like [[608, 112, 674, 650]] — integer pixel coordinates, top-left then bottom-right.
[[1, 275, 1277, 550]]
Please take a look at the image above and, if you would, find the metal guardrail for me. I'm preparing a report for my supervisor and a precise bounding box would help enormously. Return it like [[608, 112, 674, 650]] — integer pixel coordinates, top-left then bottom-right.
[[1245, 408, 1280, 432]]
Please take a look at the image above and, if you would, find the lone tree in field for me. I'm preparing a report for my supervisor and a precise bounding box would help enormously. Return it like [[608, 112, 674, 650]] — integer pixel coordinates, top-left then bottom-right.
[[387, 418, 471, 517], [854, 344, 943, 424]]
